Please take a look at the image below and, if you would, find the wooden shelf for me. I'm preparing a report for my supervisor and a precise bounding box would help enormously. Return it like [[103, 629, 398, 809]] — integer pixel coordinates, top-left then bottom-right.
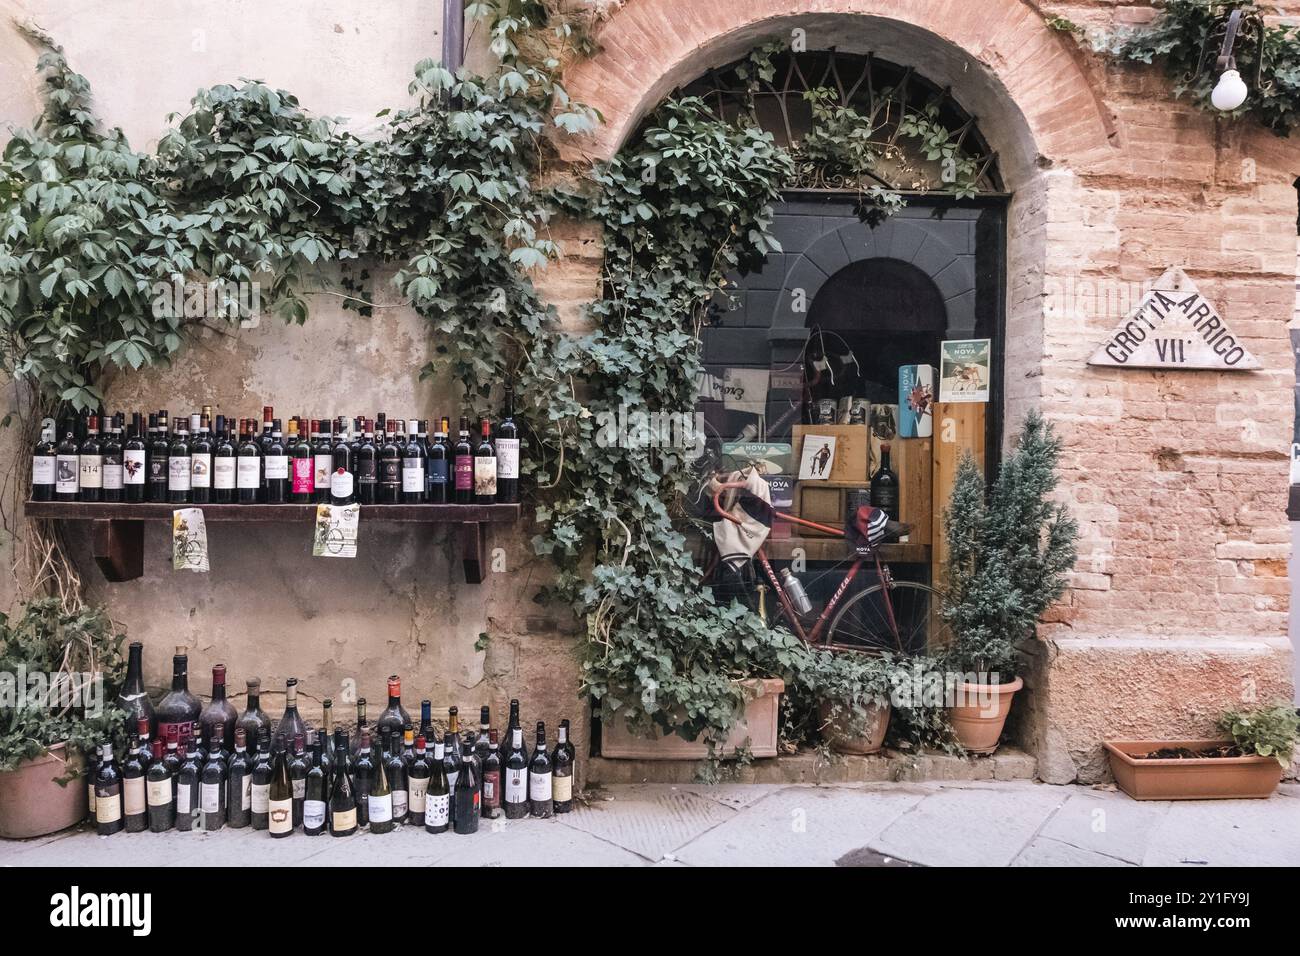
[[762, 535, 930, 564], [24, 500, 520, 584]]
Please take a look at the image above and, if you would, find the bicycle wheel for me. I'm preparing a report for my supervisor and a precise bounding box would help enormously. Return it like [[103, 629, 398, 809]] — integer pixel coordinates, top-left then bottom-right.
[[823, 580, 949, 656]]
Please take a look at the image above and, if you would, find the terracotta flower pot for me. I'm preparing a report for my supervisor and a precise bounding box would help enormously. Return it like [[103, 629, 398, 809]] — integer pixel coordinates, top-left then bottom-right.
[[600, 678, 784, 760], [947, 677, 1022, 754], [1105, 739, 1284, 800], [819, 699, 891, 755], [0, 742, 87, 838]]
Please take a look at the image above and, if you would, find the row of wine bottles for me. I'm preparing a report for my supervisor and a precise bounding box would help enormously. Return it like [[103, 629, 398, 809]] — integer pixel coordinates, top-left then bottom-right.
[[32, 389, 520, 506], [95, 644, 574, 837]]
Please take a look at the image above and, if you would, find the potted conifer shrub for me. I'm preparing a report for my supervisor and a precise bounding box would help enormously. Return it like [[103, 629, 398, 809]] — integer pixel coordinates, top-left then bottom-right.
[[939, 411, 1077, 753]]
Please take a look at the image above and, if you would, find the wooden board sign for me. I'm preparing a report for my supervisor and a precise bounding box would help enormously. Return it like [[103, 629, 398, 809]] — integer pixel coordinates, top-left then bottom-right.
[[1087, 267, 1259, 370]]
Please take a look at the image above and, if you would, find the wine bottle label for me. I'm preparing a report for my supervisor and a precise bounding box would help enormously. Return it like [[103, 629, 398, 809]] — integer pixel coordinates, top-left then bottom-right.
[[474, 457, 497, 497], [357, 460, 376, 485], [331, 806, 356, 831], [87, 780, 96, 811], [330, 468, 354, 498], [408, 777, 428, 813], [124, 448, 146, 484], [303, 799, 327, 830], [200, 782, 221, 813], [236, 457, 260, 488], [176, 782, 192, 814], [213, 457, 236, 489], [158, 720, 191, 742], [123, 776, 146, 815], [496, 438, 520, 479], [314, 454, 332, 489], [553, 773, 573, 803], [79, 455, 103, 489], [367, 793, 393, 823], [392, 789, 408, 819], [425, 793, 449, 827], [263, 456, 289, 480], [529, 771, 552, 802], [251, 782, 269, 813], [32, 455, 55, 485], [56, 455, 79, 493], [292, 458, 314, 493], [380, 460, 400, 486], [482, 771, 499, 805], [148, 457, 166, 483], [268, 797, 293, 833], [103, 460, 124, 490], [95, 790, 122, 824], [190, 453, 211, 488], [505, 769, 527, 803], [428, 460, 448, 486], [240, 775, 251, 810], [146, 779, 172, 808], [454, 457, 472, 490], [168, 456, 191, 491], [401, 462, 425, 492]]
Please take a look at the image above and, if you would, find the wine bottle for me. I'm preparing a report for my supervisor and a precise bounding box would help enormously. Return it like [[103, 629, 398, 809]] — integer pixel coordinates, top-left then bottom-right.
[[290, 419, 314, 503], [528, 722, 553, 819], [289, 733, 309, 828], [496, 386, 520, 504], [175, 742, 200, 832], [55, 421, 79, 501], [268, 734, 295, 838], [474, 705, 492, 766], [481, 730, 502, 819], [124, 412, 146, 502], [453, 739, 480, 834], [427, 419, 450, 503], [211, 416, 236, 503], [424, 738, 450, 834], [552, 722, 574, 814], [453, 417, 473, 504], [236, 677, 272, 756], [385, 730, 408, 824], [407, 735, 430, 825], [147, 412, 170, 502], [275, 677, 307, 747], [250, 729, 273, 830], [263, 419, 288, 503], [116, 641, 156, 737], [303, 737, 328, 836], [200, 734, 227, 831], [77, 414, 103, 502], [311, 420, 332, 504], [101, 416, 124, 502], [504, 699, 529, 767], [146, 738, 175, 833], [355, 420, 378, 504], [122, 719, 149, 833], [326, 728, 356, 837], [503, 726, 528, 820], [226, 727, 253, 829], [93, 742, 123, 835], [198, 663, 238, 757], [418, 699, 433, 742], [329, 422, 355, 505], [236, 420, 261, 504], [353, 729, 374, 827], [377, 420, 401, 504], [870, 441, 900, 521], [161, 731, 182, 803], [401, 423, 426, 503], [256, 406, 274, 500], [472, 419, 497, 505], [367, 729, 394, 834], [443, 709, 463, 820], [31, 417, 56, 501], [321, 697, 336, 777], [167, 416, 191, 504], [156, 647, 202, 748], [376, 676, 410, 739], [190, 414, 213, 504]]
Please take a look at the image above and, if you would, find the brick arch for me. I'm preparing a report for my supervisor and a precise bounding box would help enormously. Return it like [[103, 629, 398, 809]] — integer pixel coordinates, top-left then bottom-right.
[[562, 0, 1117, 185]]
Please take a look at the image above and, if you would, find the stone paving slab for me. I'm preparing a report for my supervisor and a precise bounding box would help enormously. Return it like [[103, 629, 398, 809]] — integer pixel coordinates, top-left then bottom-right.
[[1036, 788, 1171, 865], [559, 784, 735, 860], [1141, 797, 1300, 867], [1012, 837, 1134, 867]]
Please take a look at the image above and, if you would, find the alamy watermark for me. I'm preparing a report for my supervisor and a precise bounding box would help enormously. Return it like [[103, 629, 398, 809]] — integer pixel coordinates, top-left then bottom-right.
[[0, 666, 105, 717], [594, 404, 706, 459], [150, 278, 261, 327]]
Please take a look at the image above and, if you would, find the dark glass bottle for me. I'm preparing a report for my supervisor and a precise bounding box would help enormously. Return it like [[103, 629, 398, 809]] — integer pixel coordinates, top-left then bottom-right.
[[198, 663, 238, 757], [552, 722, 574, 814], [146, 412, 170, 502], [474, 418, 497, 504], [290, 420, 314, 503], [116, 641, 156, 737], [424, 738, 450, 834], [354, 420, 378, 504], [453, 741, 480, 834], [528, 722, 553, 819], [453, 417, 473, 504], [302, 738, 327, 836], [377, 421, 401, 504], [474, 705, 492, 766], [257, 406, 274, 500], [320, 699, 336, 781], [384, 731, 408, 825], [268, 734, 294, 838], [312, 420, 332, 504], [250, 729, 273, 830], [504, 698, 529, 767], [31, 417, 57, 501], [502, 726, 529, 820], [101, 416, 124, 502], [328, 423, 355, 505], [146, 738, 175, 832], [161, 732, 182, 803], [122, 719, 149, 833], [407, 735, 431, 825], [401, 423, 426, 503], [200, 735, 226, 831], [263, 420, 288, 503], [77, 414, 103, 502], [236, 678, 273, 754], [175, 742, 201, 832], [328, 730, 358, 837], [482, 729, 502, 819], [167, 417, 191, 503], [190, 414, 213, 504], [155, 647, 202, 750], [352, 729, 375, 828], [376, 676, 410, 740], [124, 412, 147, 502], [353, 697, 368, 765], [236, 419, 262, 504], [367, 731, 394, 833], [443, 710, 463, 819], [211, 415, 236, 503], [418, 699, 434, 742], [496, 387, 520, 503], [870, 441, 900, 522], [93, 742, 123, 835], [55, 420, 79, 501], [225, 727, 253, 829], [275, 677, 308, 747], [289, 733, 309, 828], [427, 418, 449, 503]]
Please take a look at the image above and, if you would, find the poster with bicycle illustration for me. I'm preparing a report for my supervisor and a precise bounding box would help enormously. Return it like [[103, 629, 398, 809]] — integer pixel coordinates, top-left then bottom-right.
[[939, 338, 991, 403]]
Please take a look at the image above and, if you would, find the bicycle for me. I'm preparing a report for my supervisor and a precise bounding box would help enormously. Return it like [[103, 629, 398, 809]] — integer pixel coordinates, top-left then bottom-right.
[[707, 478, 949, 655]]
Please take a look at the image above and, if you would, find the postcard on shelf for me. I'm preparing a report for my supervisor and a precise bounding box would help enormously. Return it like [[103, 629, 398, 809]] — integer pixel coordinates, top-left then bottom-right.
[[939, 339, 991, 403], [797, 434, 838, 481], [898, 365, 935, 438]]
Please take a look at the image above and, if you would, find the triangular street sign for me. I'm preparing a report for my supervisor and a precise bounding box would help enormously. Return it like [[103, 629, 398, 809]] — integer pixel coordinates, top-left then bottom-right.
[[1087, 267, 1260, 370]]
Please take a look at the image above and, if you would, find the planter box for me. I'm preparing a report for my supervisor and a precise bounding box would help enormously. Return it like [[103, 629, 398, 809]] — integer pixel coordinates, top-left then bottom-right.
[[0, 743, 87, 838], [599, 678, 784, 760], [1104, 739, 1283, 801]]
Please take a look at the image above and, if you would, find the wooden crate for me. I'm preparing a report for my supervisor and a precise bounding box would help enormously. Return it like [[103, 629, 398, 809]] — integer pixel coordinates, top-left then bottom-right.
[[793, 480, 861, 536], [792, 424, 870, 483], [930, 402, 986, 588], [791, 437, 932, 542]]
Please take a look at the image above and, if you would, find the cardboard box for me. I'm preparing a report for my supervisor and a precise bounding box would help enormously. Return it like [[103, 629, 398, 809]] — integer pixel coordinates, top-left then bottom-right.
[[792, 424, 869, 484]]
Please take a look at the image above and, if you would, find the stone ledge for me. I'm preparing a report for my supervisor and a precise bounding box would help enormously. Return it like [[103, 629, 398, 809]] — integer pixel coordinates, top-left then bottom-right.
[[586, 747, 1037, 785]]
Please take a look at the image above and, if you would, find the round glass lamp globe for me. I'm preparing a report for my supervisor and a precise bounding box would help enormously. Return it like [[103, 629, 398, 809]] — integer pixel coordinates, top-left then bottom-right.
[[1211, 69, 1248, 111]]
